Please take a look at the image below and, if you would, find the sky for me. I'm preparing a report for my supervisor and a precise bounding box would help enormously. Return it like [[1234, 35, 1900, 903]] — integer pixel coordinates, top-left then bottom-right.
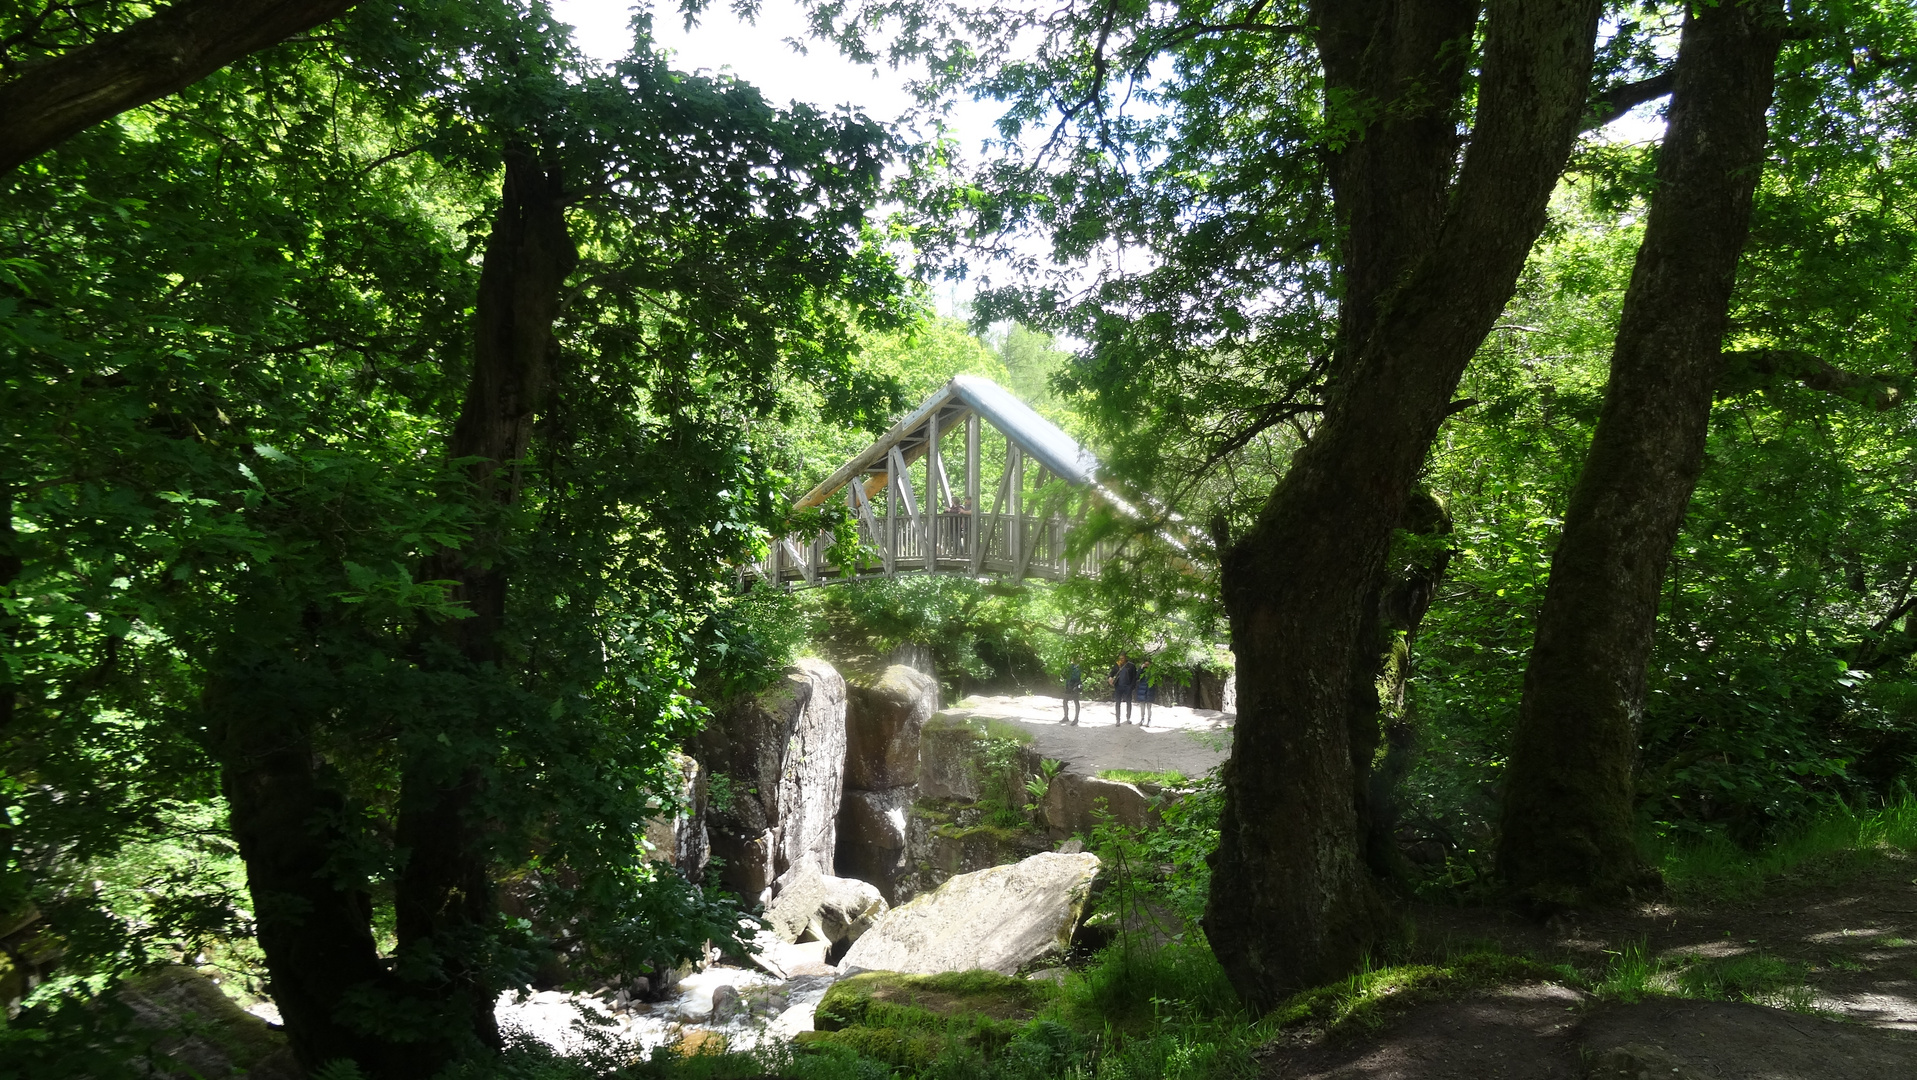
[[549, 0, 1000, 148]]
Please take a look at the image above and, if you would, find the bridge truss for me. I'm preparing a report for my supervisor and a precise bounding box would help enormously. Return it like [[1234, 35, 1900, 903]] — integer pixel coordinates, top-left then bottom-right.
[[751, 375, 1128, 588]]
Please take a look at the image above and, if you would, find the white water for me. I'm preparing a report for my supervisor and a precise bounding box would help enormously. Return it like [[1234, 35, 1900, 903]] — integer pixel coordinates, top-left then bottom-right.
[[494, 961, 841, 1058]]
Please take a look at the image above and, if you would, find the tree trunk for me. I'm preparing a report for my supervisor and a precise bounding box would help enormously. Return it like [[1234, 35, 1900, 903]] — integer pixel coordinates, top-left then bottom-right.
[[215, 668, 393, 1072], [0, 0, 357, 175], [222, 149, 575, 1079], [1359, 491, 1452, 883], [1497, 1, 1784, 910], [1204, 0, 1600, 1008], [385, 146, 576, 1077]]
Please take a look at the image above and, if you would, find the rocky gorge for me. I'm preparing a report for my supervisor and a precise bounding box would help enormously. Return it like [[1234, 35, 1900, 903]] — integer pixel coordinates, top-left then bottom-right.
[[495, 657, 1236, 1057]]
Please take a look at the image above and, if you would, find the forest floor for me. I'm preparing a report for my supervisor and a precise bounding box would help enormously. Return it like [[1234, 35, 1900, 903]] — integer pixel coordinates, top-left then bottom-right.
[[1261, 854, 1917, 1078]]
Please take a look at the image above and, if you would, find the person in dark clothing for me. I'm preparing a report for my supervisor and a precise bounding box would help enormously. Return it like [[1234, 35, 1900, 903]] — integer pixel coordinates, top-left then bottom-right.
[[1135, 658, 1156, 727], [1109, 653, 1138, 725], [1062, 660, 1083, 725]]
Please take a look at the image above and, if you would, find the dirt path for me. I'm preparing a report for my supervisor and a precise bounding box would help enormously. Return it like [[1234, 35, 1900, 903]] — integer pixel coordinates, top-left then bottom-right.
[[941, 692, 1232, 781], [1263, 992, 1917, 1079], [1265, 858, 1917, 1078], [1410, 855, 1917, 1029]]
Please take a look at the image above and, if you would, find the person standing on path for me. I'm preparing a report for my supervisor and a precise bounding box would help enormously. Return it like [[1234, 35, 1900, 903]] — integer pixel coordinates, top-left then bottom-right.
[[1109, 652, 1138, 725], [1135, 658, 1157, 727], [1062, 660, 1083, 725]]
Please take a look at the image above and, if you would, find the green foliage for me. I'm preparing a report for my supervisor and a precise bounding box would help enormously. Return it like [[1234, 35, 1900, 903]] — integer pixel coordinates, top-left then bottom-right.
[[1096, 768, 1188, 788], [810, 576, 1054, 693], [0, 0, 917, 1062], [1087, 770, 1225, 930], [969, 724, 1036, 827], [1023, 758, 1064, 802]]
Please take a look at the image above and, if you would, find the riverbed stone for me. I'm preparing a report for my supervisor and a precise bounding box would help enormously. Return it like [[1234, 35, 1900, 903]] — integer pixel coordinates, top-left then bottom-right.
[[763, 865, 889, 946], [838, 851, 1100, 975]]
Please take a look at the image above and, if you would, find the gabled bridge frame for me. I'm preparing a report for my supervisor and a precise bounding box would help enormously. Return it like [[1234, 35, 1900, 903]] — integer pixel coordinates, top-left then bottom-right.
[[755, 376, 1121, 588]]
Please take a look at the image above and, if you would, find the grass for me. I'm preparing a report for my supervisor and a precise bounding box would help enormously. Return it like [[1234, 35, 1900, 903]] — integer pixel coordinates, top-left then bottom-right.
[[1096, 768, 1188, 788], [1652, 796, 1917, 901], [1592, 939, 1818, 1013], [979, 717, 1036, 745]]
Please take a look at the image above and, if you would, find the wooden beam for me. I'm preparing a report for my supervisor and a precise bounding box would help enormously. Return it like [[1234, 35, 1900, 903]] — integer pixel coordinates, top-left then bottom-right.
[[792, 382, 965, 511], [1007, 441, 1024, 576], [977, 447, 1013, 574], [925, 410, 940, 571], [882, 469, 896, 577], [888, 446, 920, 531], [965, 414, 980, 573]]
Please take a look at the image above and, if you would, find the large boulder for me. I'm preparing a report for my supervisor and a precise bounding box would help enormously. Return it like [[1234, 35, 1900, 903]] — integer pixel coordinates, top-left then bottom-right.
[[763, 865, 889, 946], [1039, 773, 1158, 840], [845, 665, 938, 789], [839, 851, 1100, 976], [694, 658, 847, 905]]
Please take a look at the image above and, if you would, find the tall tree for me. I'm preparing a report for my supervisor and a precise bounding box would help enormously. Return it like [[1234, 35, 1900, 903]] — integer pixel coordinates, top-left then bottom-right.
[[1203, 0, 1600, 1004], [1498, 0, 1786, 908]]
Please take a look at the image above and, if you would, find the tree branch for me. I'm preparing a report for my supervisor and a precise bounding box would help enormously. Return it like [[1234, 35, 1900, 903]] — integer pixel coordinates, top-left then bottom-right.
[[1583, 68, 1676, 131], [1719, 347, 1908, 411], [0, 0, 357, 175]]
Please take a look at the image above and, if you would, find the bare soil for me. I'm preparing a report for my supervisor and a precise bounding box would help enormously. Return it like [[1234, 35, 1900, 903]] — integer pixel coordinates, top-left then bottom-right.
[[1262, 856, 1917, 1078], [1262, 991, 1917, 1079]]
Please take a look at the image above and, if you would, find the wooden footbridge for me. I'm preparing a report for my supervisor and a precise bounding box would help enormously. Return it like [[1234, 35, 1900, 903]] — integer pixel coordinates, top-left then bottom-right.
[[751, 375, 1132, 587]]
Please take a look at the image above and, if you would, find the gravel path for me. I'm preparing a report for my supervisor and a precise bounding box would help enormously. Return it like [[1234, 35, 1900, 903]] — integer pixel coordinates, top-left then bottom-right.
[[941, 692, 1233, 781]]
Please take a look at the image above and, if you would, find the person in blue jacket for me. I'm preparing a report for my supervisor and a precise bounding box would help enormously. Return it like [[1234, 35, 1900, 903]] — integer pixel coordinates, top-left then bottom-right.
[[1062, 659, 1083, 725], [1109, 652, 1138, 725], [1135, 657, 1157, 727]]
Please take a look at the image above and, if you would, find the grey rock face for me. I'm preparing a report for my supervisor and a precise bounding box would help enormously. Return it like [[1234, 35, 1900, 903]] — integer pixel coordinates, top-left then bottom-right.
[[882, 642, 938, 688], [641, 751, 710, 882], [917, 722, 984, 801], [839, 851, 1100, 976], [836, 786, 916, 903], [695, 658, 847, 905], [845, 665, 937, 789]]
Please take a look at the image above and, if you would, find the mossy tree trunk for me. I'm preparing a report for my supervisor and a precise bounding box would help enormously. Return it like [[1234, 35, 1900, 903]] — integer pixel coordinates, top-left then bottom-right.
[[1497, 0, 1786, 910], [1205, 0, 1602, 1008]]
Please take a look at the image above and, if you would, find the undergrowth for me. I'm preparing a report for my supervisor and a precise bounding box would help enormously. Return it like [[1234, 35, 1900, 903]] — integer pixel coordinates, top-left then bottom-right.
[[1095, 768, 1188, 788], [1652, 795, 1917, 901], [1592, 939, 1819, 1013]]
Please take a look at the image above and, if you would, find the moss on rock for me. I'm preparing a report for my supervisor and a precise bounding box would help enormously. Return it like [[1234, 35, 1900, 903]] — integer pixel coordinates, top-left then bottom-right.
[[816, 969, 1050, 1031], [805, 970, 1051, 1067]]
